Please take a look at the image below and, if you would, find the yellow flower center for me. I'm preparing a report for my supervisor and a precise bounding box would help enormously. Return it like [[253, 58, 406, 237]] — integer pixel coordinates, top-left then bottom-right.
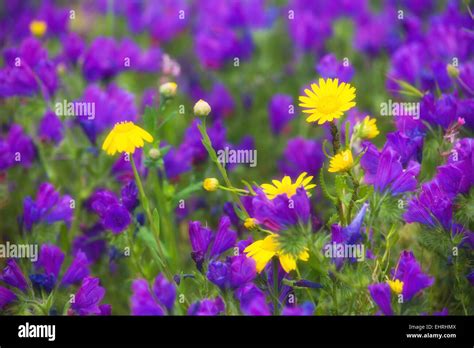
[[30, 20, 47, 37], [318, 95, 339, 114], [387, 279, 404, 295]]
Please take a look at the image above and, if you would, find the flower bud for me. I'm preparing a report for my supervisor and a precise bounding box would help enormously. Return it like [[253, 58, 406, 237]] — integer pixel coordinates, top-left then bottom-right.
[[148, 148, 161, 160], [159, 82, 178, 98], [244, 218, 257, 230], [194, 99, 211, 117], [203, 178, 219, 192], [29, 20, 47, 38], [446, 64, 459, 79]]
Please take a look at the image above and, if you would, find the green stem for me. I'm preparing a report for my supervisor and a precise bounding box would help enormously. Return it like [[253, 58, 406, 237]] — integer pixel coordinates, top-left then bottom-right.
[[346, 170, 360, 221], [130, 155, 172, 279], [272, 257, 280, 316]]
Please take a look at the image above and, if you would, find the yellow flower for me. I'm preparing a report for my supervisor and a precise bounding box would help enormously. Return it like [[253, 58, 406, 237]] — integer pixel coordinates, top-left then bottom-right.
[[357, 116, 379, 139], [328, 149, 353, 173], [299, 78, 356, 124], [244, 218, 257, 230], [30, 20, 47, 37], [244, 234, 309, 273], [387, 279, 404, 295], [194, 99, 211, 117], [203, 178, 219, 192], [102, 121, 153, 155], [261, 172, 316, 200], [159, 82, 178, 98]]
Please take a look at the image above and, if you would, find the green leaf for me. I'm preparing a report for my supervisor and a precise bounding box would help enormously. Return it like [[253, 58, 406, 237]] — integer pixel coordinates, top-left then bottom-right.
[[319, 167, 337, 203], [356, 185, 373, 203], [143, 106, 156, 134], [174, 182, 203, 201]]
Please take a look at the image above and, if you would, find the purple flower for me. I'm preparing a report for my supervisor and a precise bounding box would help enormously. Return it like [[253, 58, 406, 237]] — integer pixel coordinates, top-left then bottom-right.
[[236, 283, 270, 315], [22, 183, 73, 231], [420, 93, 458, 129], [130, 279, 165, 315], [82, 37, 121, 81], [6, 124, 36, 168], [279, 137, 323, 179], [368, 283, 393, 315], [189, 216, 237, 271], [0, 259, 28, 292], [87, 189, 120, 217], [249, 187, 311, 232], [187, 297, 225, 316], [70, 277, 107, 316], [391, 251, 434, 301], [102, 204, 131, 234], [38, 110, 64, 144], [73, 223, 107, 264], [268, 94, 294, 135], [163, 144, 193, 180], [281, 302, 315, 316], [404, 180, 453, 230], [152, 274, 176, 312], [34, 244, 65, 279], [61, 251, 90, 287], [121, 181, 139, 212], [61, 32, 85, 65], [130, 273, 176, 315], [207, 261, 230, 289], [202, 82, 235, 120], [77, 84, 137, 144], [361, 142, 420, 195], [316, 53, 354, 82], [0, 37, 58, 98], [0, 286, 16, 309]]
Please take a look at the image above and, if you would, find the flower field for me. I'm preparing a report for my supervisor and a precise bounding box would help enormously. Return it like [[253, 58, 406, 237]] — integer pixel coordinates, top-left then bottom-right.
[[0, 0, 473, 318]]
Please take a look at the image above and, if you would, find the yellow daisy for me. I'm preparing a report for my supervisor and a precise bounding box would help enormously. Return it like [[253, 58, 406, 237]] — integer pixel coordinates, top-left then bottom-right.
[[299, 78, 356, 124], [261, 172, 316, 200], [244, 234, 309, 273], [357, 116, 380, 139], [328, 149, 354, 173], [102, 121, 153, 156], [387, 279, 404, 295]]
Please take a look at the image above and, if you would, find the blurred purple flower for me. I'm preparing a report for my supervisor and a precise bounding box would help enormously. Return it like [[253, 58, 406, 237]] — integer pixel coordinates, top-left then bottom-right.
[[268, 94, 294, 135]]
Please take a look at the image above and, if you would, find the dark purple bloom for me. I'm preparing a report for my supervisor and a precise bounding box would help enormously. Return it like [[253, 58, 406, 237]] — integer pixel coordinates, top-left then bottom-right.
[[207, 260, 230, 289], [0, 286, 16, 309], [163, 145, 193, 180], [188, 216, 237, 271], [249, 187, 311, 232], [152, 274, 176, 312], [61, 251, 90, 287], [0, 259, 28, 291], [268, 94, 294, 135], [316, 53, 354, 82], [187, 297, 225, 316], [70, 277, 107, 316], [102, 204, 131, 234], [204, 82, 235, 120], [87, 189, 120, 217], [61, 32, 85, 65], [34, 244, 65, 279], [121, 181, 139, 212], [0, 37, 58, 98], [22, 183, 73, 231], [77, 84, 137, 144], [368, 283, 393, 315], [404, 180, 453, 230], [130, 279, 165, 315], [281, 302, 314, 316], [420, 93, 458, 129], [230, 254, 256, 288], [6, 124, 36, 168], [38, 109, 63, 144], [361, 142, 420, 195], [279, 137, 323, 179], [73, 223, 107, 264], [391, 251, 434, 301], [236, 283, 270, 315]]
